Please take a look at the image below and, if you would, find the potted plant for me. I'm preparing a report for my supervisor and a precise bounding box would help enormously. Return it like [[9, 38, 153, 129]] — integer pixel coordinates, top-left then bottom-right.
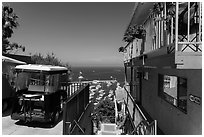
[[132, 25, 146, 39], [118, 46, 126, 53], [123, 24, 146, 43]]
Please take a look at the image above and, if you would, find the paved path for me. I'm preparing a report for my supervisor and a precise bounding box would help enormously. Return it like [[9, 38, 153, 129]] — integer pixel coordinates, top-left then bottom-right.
[[2, 108, 63, 135]]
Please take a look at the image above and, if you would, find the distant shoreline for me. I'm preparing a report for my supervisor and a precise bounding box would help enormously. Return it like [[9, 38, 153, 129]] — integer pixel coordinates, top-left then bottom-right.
[[71, 66, 125, 83], [71, 66, 124, 69]]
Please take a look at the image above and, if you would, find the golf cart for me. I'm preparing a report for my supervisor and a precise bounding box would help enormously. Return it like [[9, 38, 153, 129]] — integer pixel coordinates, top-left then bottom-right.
[[11, 64, 68, 124]]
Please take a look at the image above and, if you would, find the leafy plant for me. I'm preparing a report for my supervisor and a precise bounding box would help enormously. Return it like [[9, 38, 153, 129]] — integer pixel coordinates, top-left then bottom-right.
[[118, 46, 125, 52], [31, 52, 71, 70], [92, 98, 115, 124], [123, 24, 146, 43], [2, 5, 25, 54]]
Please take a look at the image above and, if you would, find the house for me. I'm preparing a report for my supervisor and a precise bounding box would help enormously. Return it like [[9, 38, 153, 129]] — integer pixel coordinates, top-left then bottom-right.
[[2, 55, 27, 111], [119, 2, 202, 135]]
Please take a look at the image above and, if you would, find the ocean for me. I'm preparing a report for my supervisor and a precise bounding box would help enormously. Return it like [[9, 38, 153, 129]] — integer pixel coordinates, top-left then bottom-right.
[[70, 66, 125, 83]]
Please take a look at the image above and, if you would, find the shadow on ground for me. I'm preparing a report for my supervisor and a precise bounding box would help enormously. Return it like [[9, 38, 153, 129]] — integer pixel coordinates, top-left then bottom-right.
[[2, 108, 12, 117], [2, 103, 13, 117], [2, 104, 62, 129], [14, 113, 63, 129]]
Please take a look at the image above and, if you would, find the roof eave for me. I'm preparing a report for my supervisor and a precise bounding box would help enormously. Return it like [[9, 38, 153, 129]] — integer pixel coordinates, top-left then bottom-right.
[[124, 2, 154, 34]]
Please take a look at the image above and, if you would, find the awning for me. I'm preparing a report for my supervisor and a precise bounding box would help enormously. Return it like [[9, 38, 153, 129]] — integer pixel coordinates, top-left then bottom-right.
[[126, 2, 154, 32], [2, 55, 27, 64]]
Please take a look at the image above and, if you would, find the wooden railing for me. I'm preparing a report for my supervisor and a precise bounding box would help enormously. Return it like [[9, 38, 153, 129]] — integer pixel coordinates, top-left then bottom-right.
[[63, 83, 90, 135]]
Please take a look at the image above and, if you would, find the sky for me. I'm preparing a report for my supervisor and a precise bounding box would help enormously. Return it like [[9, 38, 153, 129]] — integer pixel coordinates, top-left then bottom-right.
[[3, 2, 134, 67]]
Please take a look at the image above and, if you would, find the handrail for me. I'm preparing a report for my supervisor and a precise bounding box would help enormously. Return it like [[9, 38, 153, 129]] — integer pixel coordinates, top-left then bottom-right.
[[123, 100, 136, 129], [149, 120, 157, 135], [123, 85, 157, 135], [134, 120, 157, 135], [65, 83, 88, 103], [63, 84, 90, 135], [124, 86, 147, 121]]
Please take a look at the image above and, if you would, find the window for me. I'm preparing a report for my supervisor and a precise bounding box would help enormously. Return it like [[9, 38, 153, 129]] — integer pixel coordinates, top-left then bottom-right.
[[158, 74, 187, 113], [29, 73, 45, 86]]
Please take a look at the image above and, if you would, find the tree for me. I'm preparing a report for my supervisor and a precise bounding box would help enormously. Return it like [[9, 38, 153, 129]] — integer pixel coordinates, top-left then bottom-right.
[[31, 52, 71, 70], [2, 5, 25, 54]]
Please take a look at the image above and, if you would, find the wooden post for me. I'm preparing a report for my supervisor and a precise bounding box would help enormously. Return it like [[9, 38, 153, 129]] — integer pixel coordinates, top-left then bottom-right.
[[63, 103, 67, 134]]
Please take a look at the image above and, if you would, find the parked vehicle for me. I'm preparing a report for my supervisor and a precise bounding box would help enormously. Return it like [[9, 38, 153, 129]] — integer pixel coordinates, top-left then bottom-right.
[[11, 64, 68, 124]]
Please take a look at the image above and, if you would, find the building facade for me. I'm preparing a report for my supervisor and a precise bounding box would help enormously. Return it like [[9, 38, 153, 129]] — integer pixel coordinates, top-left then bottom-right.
[[120, 2, 202, 135]]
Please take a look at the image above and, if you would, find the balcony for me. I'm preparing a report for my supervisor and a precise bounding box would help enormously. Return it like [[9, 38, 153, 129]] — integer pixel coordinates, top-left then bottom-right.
[[122, 2, 202, 69]]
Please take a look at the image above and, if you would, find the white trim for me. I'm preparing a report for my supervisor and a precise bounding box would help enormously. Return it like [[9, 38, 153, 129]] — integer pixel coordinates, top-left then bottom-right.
[[15, 64, 67, 71]]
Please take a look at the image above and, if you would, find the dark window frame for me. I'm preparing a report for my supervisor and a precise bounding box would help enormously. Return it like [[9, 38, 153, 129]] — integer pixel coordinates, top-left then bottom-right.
[[158, 74, 187, 114]]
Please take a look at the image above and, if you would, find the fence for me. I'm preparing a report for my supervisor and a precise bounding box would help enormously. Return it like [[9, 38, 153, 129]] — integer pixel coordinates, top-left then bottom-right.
[[63, 83, 90, 135], [124, 86, 157, 135], [60, 82, 87, 97]]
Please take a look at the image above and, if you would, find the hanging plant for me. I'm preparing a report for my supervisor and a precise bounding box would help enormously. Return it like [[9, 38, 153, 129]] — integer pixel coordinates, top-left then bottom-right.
[[118, 46, 127, 53], [118, 46, 125, 52], [122, 34, 134, 43], [123, 26, 134, 42], [123, 24, 146, 43], [132, 25, 146, 39]]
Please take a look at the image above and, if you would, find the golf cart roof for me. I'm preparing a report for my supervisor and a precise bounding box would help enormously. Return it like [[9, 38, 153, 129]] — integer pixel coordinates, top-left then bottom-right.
[[15, 64, 68, 74]]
